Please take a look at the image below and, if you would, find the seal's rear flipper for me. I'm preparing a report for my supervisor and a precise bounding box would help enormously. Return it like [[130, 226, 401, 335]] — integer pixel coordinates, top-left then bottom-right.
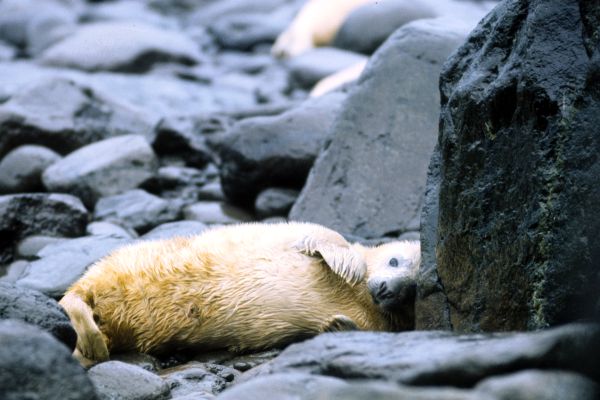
[[321, 314, 359, 332], [59, 292, 109, 364]]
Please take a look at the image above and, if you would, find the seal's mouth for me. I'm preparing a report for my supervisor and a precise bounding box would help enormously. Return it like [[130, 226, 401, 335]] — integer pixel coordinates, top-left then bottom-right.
[[369, 279, 416, 311]]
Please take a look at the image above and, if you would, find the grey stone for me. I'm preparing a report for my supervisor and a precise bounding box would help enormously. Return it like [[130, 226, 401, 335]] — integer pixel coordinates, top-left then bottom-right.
[[41, 22, 202, 73], [141, 165, 209, 206], [0, 260, 29, 283], [86, 221, 138, 239], [255, 188, 299, 219], [419, 0, 600, 331], [474, 370, 600, 400], [0, 320, 98, 400], [142, 220, 209, 241], [16, 235, 68, 260], [161, 363, 230, 397], [42, 134, 158, 208], [0, 77, 155, 158], [209, 12, 285, 51], [246, 324, 600, 387], [0, 145, 61, 193], [216, 373, 349, 400], [187, 0, 294, 27], [0, 39, 16, 61], [197, 180, 226, 201], [111, 352, 162, 373], [88, 361, 170, 400], [16, 235, 128, 298], [313, 381, 475, 400], [290, 18, 471, 239], [82, 1, 178, 29], [332, 0, 437, 54], [184, 202, 253, 225], [286, 47, 368, 89], [0, 0, 78, 55], [213, 91, 347, 206], [94, 189, 181, 234], [0, 282, 76, 350], [0, 193, 88, 264]]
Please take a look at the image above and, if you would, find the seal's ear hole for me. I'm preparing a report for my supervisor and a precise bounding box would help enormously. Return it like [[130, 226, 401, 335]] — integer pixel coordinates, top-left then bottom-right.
[[389, 258, 399, 267]]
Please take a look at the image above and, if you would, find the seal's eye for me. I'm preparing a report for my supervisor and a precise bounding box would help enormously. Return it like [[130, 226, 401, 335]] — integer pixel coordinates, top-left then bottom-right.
[[388, 258, 399, 267]]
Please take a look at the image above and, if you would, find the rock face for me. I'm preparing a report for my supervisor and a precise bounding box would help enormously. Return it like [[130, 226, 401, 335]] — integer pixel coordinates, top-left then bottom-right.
[[41, 22, 202, 72], [0, 282, 76, 350], [42, 134, 158, 208], [290, 18, 470, 239], [0, 193, 88, 265], [0, 320, 98, 400], [214, 91, 347, 206], [0, 78, 154, 158], [417, 0, 600, 332]]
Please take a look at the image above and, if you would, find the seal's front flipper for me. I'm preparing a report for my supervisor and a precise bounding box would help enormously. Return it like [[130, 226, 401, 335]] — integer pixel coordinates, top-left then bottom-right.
[[321, 314, 359, 333], [294, 235, 366, 285]]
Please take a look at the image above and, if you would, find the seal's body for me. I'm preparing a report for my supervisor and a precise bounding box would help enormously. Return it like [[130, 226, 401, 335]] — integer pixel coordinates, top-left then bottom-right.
[[60, 222, 420, 363]]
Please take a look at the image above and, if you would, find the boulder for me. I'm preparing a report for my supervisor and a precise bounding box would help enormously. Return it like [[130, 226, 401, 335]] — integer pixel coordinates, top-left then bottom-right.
[[184, 202, 253, 225], [0, 145, 61, 193], [286, 47, 367, 89], [41, 22, 202, 73], [86, 221, 138, 239], [289, 18, 471, 239], [16, 235, 68, 259], [0, 193, 88, 265], [418, 0, 600, 331], [255, 188, 299, 219], [16, 235, 128, 298], [94, 189, 182, 234], [42, 134, 158, 208], [142, 220, 209, 241], [0, 282, 76, 350], [213, 91, 347, 206], [0, 77, 155, 158], [332, 0, 437, 54], [246, 323, 600, 387], [0, 320, 98, 400], [88, 361, 170, 400]]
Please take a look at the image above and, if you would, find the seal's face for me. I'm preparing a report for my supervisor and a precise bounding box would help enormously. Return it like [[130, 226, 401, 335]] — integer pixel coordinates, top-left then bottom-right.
[[365, 241, 420, 313]]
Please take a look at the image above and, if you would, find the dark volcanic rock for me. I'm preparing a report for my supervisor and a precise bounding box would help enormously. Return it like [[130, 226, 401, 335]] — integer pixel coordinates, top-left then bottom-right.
[[0, 145, 61, 193], [0, 193, 88, 265], [0, 77, 154, 158], [16, 235, 128, 298], [42, 134, 158, 208], [418, 0, 600, 331], [94, 189, 182, 234], [0, 282, 76, 350], [246, 324, 600, 388], [332, 0, 437, 54], [0, 320, 98, 400], [88, 361, 170, 400], [290, 18, 470, 239], [41, 22, 202, 73], [286, 47, 368, 89], [213, 91, 347, 206]]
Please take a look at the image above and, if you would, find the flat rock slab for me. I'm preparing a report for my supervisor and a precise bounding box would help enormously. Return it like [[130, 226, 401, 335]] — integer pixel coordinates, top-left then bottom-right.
[[0, 320, 98, 400], [88, 361, 170, 400], [245, 323, 600, 387], [42, 134, 158, 208], [41, 21, 202, 72], [0, 282, 76, 350], [16, 235, 129, 298]]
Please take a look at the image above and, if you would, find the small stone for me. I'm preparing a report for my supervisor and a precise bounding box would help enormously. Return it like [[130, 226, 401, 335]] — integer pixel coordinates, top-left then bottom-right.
[[184, 202, 253, 225], [161, 362, 229, 397], [16, 235, 68, 260], [0, 145, 61, 194], [254, 188, 299, 219], [142, 220, 209, 241], [88, 361, 170, 400], [86, 221, 138, 239], [197, 180, 226, 201]]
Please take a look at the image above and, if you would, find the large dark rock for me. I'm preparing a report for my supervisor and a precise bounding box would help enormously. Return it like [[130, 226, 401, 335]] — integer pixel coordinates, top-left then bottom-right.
[[40, 22, 202, 73], [245, 323, 600, 387], [418, 0, 600, 332], [213, 91, 347, 206], [0, 77, 155, 158], [0, 193, 88, 265], [0, 282, 76, 350], [42, 134, 158, 208], [0, 320, 98, 400], [289, 18, 471, 238], [332, 0, 437, 54]]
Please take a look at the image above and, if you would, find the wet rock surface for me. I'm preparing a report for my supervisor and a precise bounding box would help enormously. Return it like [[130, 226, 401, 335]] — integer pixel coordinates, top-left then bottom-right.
[[0, 0, 594, 399]]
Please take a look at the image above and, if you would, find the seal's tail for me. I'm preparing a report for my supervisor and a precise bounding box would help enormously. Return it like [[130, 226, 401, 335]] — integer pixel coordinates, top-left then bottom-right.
[[59, 292, 109, 364]]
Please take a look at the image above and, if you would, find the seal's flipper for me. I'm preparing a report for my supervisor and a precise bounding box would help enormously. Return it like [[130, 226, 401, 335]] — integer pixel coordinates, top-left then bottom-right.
[[294, 235, 366, 285], [321, 314, 359, 332]]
